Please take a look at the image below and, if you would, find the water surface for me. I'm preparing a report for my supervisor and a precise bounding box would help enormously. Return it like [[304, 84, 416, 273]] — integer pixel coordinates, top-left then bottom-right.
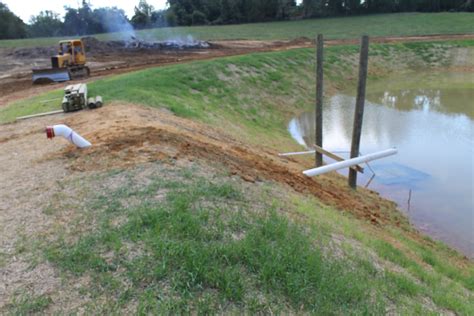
[[289, 71, 474, 257]]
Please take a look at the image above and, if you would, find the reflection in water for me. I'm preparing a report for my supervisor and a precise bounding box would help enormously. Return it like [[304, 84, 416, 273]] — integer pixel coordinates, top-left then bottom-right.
[[289, 76, 474, 258], [366, 71, 474, 119], [289, 94, 413, 151]]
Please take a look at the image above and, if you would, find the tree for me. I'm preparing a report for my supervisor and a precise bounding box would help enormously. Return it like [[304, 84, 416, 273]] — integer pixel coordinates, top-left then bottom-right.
[[192, 10, 207, 24], [93, 7, 131, 33], [165, 10, 178, 26], [63, 1, 96, 36], [131, 0, 154, 29], [167, 0, 193, 25], [461, 0, 474, 11], [276, 0, 297, 19], [151, 10, 169, 27], [29, 11, 63, 37], [302, 0, 324, 17], [63, 7, 81, 35], [0, 2, 27, 39]]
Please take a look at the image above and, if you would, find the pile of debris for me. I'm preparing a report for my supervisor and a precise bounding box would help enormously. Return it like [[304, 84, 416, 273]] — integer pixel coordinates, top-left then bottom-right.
[[7, 46, 56, 59], [81, 36, 211, 54], [125, 36, 211, 50]]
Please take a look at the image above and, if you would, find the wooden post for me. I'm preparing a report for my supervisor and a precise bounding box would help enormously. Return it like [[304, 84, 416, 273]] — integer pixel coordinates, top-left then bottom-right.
[[349, 35, 370, 189], [315, 34, 324, 167]]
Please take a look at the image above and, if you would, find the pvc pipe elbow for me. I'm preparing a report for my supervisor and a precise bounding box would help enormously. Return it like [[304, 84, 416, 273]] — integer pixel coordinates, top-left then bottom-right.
[[46, 124, 91, 148]]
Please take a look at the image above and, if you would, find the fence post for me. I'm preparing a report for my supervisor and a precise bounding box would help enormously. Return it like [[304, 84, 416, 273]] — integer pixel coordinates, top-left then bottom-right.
[[315, 34, 324, 167], [349, 35, 370, 189]]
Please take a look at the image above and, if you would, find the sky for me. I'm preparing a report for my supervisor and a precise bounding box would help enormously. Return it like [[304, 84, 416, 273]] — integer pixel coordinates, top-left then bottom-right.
[[3, 0, 169, 23]]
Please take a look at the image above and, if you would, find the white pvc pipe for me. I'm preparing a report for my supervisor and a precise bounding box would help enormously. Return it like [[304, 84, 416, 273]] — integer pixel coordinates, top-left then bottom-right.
[[46, 124, 91, 148], [303, 148, 397, 177], [279, 150, 316, 157]]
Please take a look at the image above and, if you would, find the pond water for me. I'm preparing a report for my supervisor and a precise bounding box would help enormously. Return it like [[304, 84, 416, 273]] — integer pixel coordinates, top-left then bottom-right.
[[288, 71, 474, 257]]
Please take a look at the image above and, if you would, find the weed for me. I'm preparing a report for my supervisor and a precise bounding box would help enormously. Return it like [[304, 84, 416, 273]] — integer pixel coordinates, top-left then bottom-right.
[[8, 293, 52, 315], [385, 271, 421, 297], [371, 239, 415, 269]]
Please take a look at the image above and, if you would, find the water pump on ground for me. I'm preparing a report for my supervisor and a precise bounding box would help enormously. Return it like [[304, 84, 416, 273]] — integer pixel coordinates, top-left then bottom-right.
[[62, 83, 103, 113]]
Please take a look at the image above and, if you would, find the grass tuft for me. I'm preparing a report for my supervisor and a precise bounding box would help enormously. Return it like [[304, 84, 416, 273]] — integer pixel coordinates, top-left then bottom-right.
[[8, 294, 52, 315]]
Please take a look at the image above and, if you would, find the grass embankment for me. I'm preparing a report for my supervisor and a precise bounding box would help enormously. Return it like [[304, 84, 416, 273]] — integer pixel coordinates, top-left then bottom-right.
[[0, 12, 473, 48], [2, 41, 474, 314]]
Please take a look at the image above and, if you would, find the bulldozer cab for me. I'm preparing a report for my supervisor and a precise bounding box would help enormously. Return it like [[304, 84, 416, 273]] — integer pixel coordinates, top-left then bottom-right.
[[58, 40, 86, 66]]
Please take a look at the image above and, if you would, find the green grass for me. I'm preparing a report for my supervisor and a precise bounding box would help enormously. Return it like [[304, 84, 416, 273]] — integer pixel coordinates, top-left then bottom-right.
[[24, 161, 471, 314], [41, 165, 386, 314], [384, 271, 422, 297], [292, 194, 474, 315], [0, 12, 473, 48], [7, 293, 52, 315]]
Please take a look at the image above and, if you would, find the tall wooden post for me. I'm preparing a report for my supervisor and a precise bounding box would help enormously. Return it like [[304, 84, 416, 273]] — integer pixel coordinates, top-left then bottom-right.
[[315, 34, 324, 167], [349, 35, 370, 189]]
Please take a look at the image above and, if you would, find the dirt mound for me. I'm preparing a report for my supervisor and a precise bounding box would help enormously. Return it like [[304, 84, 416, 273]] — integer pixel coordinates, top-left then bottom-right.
[[8, 46, 56, 59], [41, 103, 397, 226]]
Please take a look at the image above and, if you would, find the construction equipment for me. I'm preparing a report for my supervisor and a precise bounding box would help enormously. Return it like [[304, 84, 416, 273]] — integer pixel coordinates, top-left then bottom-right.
[[32, 39, 90, 84], [62, 83, 102, 112]]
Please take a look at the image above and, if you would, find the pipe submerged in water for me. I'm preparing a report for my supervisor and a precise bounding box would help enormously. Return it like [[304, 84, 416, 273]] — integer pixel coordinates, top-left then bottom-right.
[[45, 124, 91, 148]]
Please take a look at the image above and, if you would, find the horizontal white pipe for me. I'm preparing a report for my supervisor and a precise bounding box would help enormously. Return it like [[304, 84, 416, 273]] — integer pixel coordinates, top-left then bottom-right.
[[279, 150, 352, 157], [303, 148, 397, 177], [16, 110, 63, 121], [279, 150, 316, 157], [46, 124, 91, 148]]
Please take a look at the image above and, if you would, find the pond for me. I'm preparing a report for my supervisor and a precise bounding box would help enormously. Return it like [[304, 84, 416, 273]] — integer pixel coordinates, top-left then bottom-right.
[[288, 71, 474, 257]]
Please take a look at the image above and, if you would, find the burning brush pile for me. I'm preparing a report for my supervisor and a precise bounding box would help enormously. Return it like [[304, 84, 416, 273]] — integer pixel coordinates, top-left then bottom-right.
[[126, 36, 211, 49], [82, 36, 211, 54]]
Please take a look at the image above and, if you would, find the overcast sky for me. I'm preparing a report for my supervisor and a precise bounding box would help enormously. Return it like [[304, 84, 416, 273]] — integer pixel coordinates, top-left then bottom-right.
[[3, 0, 169, 23]]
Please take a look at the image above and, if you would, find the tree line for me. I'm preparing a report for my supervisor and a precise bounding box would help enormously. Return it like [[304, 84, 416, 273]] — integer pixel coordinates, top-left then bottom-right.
[[1, 0, 473, 40]]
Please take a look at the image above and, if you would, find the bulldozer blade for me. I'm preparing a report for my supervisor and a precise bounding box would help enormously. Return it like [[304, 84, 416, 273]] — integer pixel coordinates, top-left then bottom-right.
[[32, 68, 70, 84]]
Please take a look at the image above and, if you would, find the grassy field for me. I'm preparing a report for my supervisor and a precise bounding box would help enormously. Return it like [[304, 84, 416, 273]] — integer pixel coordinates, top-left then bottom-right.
[[0, 12, 473, 48], [2, 41, 473, 313]]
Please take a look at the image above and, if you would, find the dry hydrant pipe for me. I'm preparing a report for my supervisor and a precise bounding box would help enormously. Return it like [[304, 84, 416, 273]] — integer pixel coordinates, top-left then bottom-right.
[[303, 148, 397, 177], [279, 150, 316, 157], [45, 124, 91, 148]]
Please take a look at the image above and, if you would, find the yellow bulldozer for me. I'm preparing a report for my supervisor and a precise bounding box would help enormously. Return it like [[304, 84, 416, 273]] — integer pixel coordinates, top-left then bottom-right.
[[32, 39, 90, 84]]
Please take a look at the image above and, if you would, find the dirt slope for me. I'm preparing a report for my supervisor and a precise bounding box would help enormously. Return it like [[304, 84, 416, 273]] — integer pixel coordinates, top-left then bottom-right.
[[0, 102, 401, 307], [0, 103, 397, 237]]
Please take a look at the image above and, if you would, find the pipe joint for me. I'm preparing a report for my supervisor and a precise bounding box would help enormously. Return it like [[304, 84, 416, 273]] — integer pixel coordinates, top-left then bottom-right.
[[45, 124, 91, 148]]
